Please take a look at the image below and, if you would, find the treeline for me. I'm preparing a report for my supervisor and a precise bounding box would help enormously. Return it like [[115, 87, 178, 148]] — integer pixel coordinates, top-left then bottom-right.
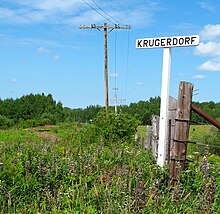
[[193, 101, 220, 124], [0, 93, 64, 129], [65, 96, 161, 125], [0, 93, 219, 129]]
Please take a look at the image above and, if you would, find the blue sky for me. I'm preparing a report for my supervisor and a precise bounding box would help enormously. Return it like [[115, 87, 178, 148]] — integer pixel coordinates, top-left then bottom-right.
[[0, 0, 220, 108]]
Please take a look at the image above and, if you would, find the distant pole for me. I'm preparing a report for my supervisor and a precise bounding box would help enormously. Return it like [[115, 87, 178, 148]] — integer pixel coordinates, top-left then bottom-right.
[[111, 87, 126, 114], [113, 87, 118, 113], [157, 47, 172, 167], [79, 23, 131, 111]]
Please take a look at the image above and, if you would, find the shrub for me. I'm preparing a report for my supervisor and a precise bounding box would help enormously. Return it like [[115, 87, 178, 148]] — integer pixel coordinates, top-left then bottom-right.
[[93, 111, 140, 145], [16, 118, 53, 129], [0, 115, 14, 129]]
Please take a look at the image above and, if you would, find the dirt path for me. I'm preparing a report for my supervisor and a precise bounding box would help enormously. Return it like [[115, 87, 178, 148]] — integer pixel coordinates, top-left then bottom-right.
[[30, 126, 61, 142], [36, 132, 60, 142]]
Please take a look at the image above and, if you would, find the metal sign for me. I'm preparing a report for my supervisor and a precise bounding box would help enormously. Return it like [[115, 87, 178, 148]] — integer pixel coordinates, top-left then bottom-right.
[[136, 35, 199, 49]]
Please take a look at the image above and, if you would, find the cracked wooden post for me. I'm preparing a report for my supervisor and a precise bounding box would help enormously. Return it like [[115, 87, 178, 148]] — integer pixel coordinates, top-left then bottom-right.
[[169, 81, 193, 186], [152, 115, 160, 159], [145, 125, 152, 151]]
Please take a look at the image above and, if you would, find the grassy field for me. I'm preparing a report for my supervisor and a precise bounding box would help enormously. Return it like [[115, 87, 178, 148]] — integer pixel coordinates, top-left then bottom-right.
[[137, 124, 220, 155], [137, 124, 212, 141], [0, 123, 219, 213]]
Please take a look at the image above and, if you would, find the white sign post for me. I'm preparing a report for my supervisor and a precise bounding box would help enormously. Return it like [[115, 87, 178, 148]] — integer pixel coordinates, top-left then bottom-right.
[[136, 35, 199, 167]]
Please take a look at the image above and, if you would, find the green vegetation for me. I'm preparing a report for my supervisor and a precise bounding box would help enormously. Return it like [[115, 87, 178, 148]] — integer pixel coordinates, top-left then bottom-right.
[[0, 120, 219, 213], [188, 125, 220, 156], [0, 93, 64, 129], [0, 93, 219, 213], [1, 93, 220, 128], [93, 111, 140, 145]]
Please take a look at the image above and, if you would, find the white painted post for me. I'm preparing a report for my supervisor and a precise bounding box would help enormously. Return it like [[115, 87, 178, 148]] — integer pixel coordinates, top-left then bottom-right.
[[136, 35, 199, 167], [157, 48, 172, 167]]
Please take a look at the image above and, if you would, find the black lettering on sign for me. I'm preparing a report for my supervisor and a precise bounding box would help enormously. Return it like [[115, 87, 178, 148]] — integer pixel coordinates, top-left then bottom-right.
[[173, 38, 178, 45], [155, 39, 160, 46], [179, 38, 184, 45], [167, 38, 172, 46], [137, 40, 142, 47], [149, 39, 154, 47], [161, 39, 165, 46], [143, 39, 148, 47], [191, 36, 196, 44], [185, 37, 190, 45]]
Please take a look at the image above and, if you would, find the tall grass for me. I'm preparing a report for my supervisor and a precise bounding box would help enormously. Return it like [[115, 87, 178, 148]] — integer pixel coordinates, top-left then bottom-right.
[[0, 123, 219, 213]]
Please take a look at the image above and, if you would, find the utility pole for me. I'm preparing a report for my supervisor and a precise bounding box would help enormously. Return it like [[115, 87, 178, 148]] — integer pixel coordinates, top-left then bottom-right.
[[79, 23, 131, 111], [111, 87, 126, 113]]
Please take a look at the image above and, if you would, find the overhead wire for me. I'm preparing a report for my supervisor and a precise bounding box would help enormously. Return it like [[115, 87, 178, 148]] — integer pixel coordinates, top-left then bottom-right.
[[82, 0, 115, 25], [114, 29, 117, 90], [91, 0, 122, 25], [82, 0, 130, 105], [125, 29, 131, 102]]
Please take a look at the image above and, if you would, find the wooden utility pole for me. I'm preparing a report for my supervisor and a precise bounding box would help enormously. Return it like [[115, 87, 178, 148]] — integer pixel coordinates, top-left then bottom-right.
[[79, 23, 131, 111], [104, 23, 108, 111], [170, 81, 193, 186]]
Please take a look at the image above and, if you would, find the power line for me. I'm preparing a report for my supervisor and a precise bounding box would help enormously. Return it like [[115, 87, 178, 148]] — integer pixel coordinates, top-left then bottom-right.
[[114, 29, 117, 89], [125, 29, 131, 101], [82, 0, 115, 24], [79, 23, 131, 111], [91, 0, 122, 25], [82, 0, 130, 105]]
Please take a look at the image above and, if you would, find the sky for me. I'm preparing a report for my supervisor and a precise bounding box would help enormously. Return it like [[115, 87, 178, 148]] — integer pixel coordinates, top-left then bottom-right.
[[0, 0, 220, 109]]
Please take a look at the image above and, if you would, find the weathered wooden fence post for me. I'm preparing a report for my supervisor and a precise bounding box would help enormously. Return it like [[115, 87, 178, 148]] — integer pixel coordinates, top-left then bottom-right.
[[170, 81, 193, 186], [145, 97, 177, 162], [145, 125, 152, 151], [167, 119, 172, 163], [167, 96, 178, 162], [151, 115, 160, 159]]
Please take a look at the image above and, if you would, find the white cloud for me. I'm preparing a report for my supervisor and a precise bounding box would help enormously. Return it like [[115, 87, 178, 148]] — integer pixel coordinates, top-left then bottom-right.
[[110, 72, 119, 78], [134, 81, 145, 89], [0, 0, 160, 27], [53, 54, 60, 60], [11, 78, 17, 82], [37, 47, 50, 53], [192, 74, 205, 79], [195, 24, 220, 72], [197, 59, 220, 71], [195, 42, 220, 57], [0, 8, 29, 24], [199, 24, 220, 40], [197, 1, 215, 13], [37, 46, 60, 60], [35, 0, 82, 12]]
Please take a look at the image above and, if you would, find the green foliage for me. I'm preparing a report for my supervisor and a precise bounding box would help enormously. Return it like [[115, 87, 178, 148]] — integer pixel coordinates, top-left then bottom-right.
[[0, 124, 160, 213], [0, 93, 65, 127], [192, 101, 220, 125], [68, 97, 161, 125], [0, 115, 14, 129], [119, 96, 160, 125], [1, 94, 220, 127], [0, 123, 219, 213], [93, 111, 140, 144], [65, 105, 103, 124], [16, 118, 53, 129], [189, 125, 220, 156]]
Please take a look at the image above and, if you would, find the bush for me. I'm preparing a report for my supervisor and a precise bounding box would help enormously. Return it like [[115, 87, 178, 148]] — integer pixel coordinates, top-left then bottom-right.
[[0, 115, 14, 129], [93, 111, 140, 145], [16, 118, 53, 129]]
